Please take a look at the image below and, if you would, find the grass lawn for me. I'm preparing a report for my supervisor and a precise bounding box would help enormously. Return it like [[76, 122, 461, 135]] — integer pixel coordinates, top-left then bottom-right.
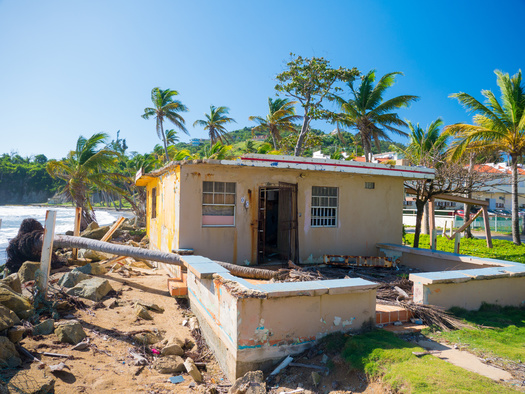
[[323, 330, 518, 393], [403, 233, 525, 264], [428, 304, 525, 364]]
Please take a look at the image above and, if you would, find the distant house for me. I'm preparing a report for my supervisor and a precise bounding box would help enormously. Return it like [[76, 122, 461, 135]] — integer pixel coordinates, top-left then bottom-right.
[[136, 154, 434, 268], [471, 163, 525, 209]]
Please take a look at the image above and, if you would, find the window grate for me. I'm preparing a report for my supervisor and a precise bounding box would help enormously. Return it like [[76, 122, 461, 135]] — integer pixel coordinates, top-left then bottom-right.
[[311, 186, 338, 227], [365, 182, 375, 189]]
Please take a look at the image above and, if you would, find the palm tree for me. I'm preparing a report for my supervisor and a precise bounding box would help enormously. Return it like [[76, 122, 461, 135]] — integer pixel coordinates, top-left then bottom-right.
[[335, 70, 419, 162], [142, 88, 188, 162], [445, 70, 525, 245], [46, 133, 120, 229], [193, 106, 235, 145], [165, 129, 180, 145], [201, 141, 233, 160], [249, 98, 301, 149]]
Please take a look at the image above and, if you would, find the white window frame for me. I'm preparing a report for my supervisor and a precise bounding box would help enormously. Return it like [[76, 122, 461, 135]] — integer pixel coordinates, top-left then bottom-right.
[[311, 186, 338, 227], [202, 181, 236, 227]]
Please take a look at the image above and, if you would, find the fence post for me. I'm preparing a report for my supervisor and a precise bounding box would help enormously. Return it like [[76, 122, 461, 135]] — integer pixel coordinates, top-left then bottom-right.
[[454, 232, 461, 254], [39, 210, 57, 297], [430, 229, 437, 250]]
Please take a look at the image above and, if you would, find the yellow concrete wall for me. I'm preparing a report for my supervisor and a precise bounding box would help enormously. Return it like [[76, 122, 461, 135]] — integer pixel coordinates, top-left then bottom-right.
[[177, 164, 403, 264]]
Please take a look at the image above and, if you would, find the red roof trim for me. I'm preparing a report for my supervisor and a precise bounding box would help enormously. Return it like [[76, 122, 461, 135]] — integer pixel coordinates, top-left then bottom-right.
[[240, 156, 434, 176]]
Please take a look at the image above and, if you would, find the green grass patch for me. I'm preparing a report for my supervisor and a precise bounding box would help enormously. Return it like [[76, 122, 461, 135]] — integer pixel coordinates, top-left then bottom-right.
[[323, 330, 518, 393], [404, 233, 525, 264], [431, 304, 525, 363]]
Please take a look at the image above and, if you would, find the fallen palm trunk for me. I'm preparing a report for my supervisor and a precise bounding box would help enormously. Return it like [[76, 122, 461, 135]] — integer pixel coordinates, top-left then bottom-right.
[[214, 261, 281, 280]]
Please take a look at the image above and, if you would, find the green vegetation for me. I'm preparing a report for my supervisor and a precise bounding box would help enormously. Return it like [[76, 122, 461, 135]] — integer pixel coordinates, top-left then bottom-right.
[[193, 105, 236, 145], [323, 330, 517, 393], [404, 233, 525, 264], [431, 304, 525, 363]]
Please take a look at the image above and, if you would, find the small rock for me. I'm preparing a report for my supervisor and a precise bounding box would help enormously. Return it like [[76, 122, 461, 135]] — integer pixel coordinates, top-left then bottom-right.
[[133, 332, 162, 345], [66, 277, 113, 301], [9, 363, 55, 393], [33, 319, 55, 336], [55, 320, 87, 344], [311, 371, 321, 387], [74, 262, 107, 276], [7, 326, 26, 343], [0, 273, 22, 293], [0, 304, 20, 331], [153, 355, 185, 374], [184, 357, 203, 382], [58, 271, 90, 288], [16, 308, 34, 320], [134, 300, 164, 313], [107, 299, 118, 309], [0, 336, 21, 368], [321, 354, 329, 364], [228, 370, 266, 394], [134, 304, 153, 320], [80, 224, 109, 240], [18, 261, 41, 283], [0, 283, 32, 316], [161, 343, 184, 356]]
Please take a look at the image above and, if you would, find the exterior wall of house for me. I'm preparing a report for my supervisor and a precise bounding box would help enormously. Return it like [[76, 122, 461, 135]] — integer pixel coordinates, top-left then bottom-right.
[[174, 163, 403, 264]]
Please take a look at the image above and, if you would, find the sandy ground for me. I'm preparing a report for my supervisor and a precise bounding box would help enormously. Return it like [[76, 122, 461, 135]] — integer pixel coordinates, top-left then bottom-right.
[[18, 267, 227, 394]]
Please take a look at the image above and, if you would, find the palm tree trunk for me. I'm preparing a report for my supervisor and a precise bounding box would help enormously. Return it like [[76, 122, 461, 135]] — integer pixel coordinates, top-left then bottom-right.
[[511, 155, 521, 245], [160, 121, 170, 162], [362, 134, 372, 162], [422, 202, 430, 235], [270, 131, 278, 150]]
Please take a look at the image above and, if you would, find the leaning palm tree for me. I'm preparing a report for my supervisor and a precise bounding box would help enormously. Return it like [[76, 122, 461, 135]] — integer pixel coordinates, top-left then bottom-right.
[[249, 98, 301, 149], [46, 133, 121, 229], [193, 106, 236, 145], [445, 70, 525, 245], [335, 70, 419, 162], [142, 88, 188, 162]]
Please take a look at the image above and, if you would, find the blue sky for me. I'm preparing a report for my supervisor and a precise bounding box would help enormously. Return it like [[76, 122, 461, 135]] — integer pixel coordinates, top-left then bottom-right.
[[1, 0, 524, 160]]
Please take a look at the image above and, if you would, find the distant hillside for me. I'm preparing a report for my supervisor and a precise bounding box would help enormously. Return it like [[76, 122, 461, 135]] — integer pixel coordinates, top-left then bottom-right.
[[0, 154, 61, 204]]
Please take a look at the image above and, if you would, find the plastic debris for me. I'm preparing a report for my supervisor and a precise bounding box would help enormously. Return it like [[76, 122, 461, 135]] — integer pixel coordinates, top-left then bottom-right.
[[168, 375, 185, 384]]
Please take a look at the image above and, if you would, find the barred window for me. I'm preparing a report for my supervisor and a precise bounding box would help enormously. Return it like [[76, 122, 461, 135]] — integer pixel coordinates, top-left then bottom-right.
[[311, 186, 338, 227], [202, 181, 236, 226]]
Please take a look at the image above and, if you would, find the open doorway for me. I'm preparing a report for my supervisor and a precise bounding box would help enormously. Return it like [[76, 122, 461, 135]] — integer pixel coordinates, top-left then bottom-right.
[[257, 182, 299, 264]]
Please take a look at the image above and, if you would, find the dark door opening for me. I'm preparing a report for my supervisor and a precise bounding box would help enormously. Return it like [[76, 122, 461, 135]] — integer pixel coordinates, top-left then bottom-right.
[[257, 183, 299, 264]]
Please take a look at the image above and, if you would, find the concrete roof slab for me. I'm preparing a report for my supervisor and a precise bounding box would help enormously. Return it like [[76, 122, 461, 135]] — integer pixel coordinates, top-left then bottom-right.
[[322, 278, 379, 295], [410, 271, 471, 284], [460, 268, 511, 280], [256, 281, 329, 298]]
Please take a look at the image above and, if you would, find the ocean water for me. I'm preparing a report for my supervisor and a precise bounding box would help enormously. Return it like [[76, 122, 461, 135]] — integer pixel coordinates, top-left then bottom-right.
[[0, 205, 124, 265]]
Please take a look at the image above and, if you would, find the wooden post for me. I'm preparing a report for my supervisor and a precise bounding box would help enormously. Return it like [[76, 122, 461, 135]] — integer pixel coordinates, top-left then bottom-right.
[[39, 210, 57, 296], [482, 206, 493, 249], [100, 216, 126, 242], [442, 221, 447, 237], [431, 229, 437, 250], [454, 232, 461, 254], [72, 207, 82, 260]]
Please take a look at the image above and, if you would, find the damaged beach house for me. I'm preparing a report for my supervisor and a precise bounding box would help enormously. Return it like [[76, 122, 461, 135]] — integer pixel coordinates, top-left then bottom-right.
[[135, 154, 525, 380]]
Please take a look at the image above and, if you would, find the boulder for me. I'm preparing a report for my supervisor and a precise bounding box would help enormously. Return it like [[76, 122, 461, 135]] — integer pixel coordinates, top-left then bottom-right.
[[58, 271, 90, 288], [0, 273, 22, 293], [161, 343, 184, 356], [133, 332, 162, 345], [228, 371, 266, 394], [9, 363, 55, 393], [0, 304, 20, 331], [134, 304, 153, 320], [7, 326, 25, 343], [55, 320, 86, 344], [18, 261, 41, 283], [0, 284, 31, 315], [153, 355, 185, 374], [74, 262, 107, 275], [33, 319, 55, 336], [77, 249, 114, 262], [65, 278, 113, 301], [81, 225, 109, 240], [0, 336, 21, 368]]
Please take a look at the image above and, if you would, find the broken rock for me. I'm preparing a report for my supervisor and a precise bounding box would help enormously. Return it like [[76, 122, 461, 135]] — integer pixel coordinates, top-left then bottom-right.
[[58, 271, 90, 288], [135, 300, 164, 313], [228, 371, 266, 394], [0, 283, 31, 316], [133, 332, 162, 345], [80, 224, 108, 240], [33, 319, 55, 336], [7, 326, 25, 343], [55, 320, 87, 344], [0, 336, 21, 368], [18, 261, 41, 283], [65, 277, 113, 301], [0, 273, 22, 293], [184, 357, 203, 383], [161, 343, 184, 356], [0, 304, 20, 331], [134, 304, 153, 320], [74, 262, 107, 275], [153, 355, 185, 374]]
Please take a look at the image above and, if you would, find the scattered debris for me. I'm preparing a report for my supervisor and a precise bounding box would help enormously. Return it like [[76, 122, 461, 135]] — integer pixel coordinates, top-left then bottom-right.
[[399, 301, 472, 331], [168, 375, 185, 384], [49, 361, 70, 372], [229, 370, 266, 394]]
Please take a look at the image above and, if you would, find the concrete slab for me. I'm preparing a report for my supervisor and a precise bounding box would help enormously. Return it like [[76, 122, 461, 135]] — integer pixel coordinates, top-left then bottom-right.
[[410, 271, 471, 284], [460, 267, 511, 280], [256, 281, 329, 298], [417, 339, 513, 381], [322, 278, 379, 295]]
